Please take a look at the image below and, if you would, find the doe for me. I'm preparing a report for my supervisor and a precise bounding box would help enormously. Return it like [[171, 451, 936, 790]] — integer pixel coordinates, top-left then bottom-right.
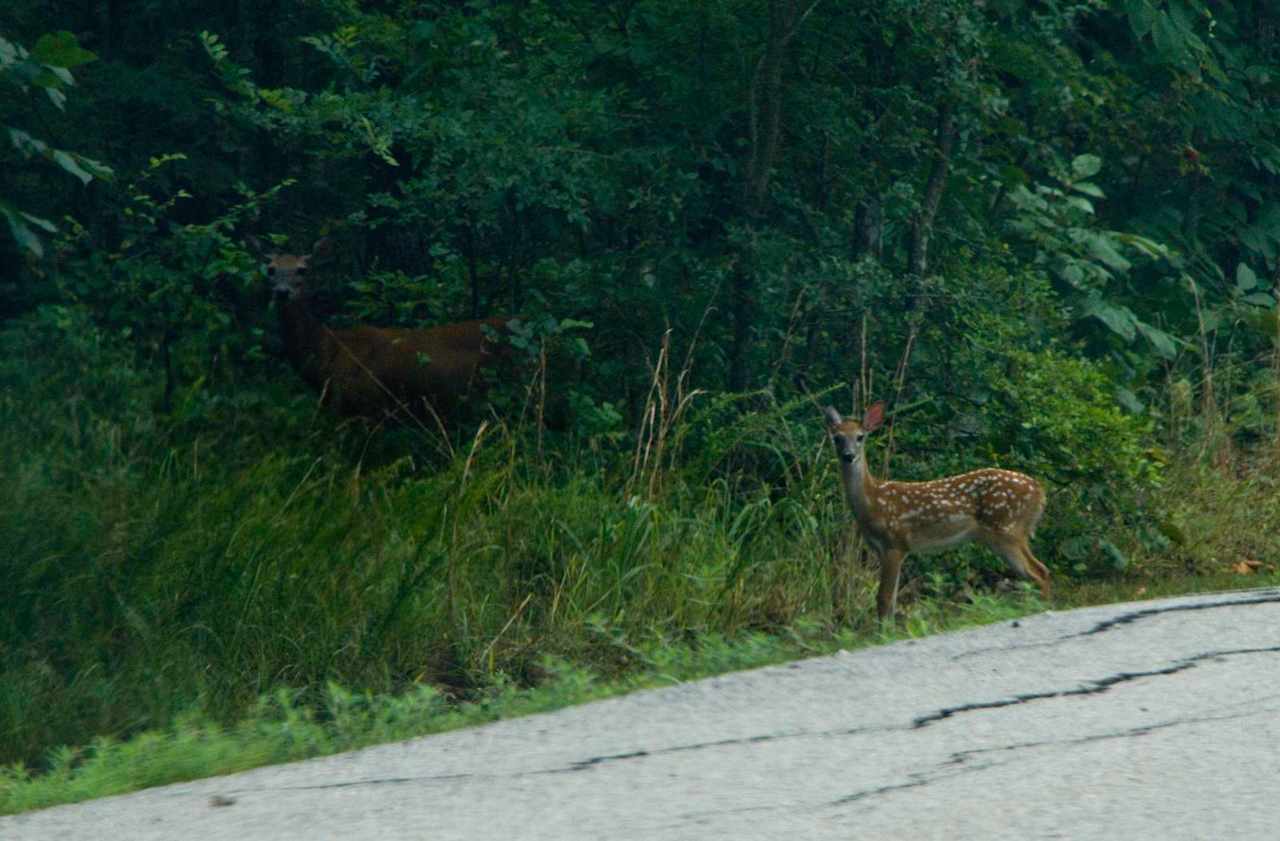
[[252, 237, 512, 422], [823, 403, 1051, 621]]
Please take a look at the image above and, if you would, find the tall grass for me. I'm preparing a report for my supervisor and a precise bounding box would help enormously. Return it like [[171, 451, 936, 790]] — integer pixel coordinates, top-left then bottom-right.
[[1, 306, 1276, 806], [0, 311, 873, 773]]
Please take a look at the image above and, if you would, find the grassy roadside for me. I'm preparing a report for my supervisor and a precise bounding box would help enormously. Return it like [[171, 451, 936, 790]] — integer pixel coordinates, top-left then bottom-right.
[[4, 568, 1277, 817]]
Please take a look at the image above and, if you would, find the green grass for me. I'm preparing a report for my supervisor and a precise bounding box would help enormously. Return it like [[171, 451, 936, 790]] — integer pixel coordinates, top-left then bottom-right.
[[1, 311, 1277, 815], [6, 566, 1278, 817]]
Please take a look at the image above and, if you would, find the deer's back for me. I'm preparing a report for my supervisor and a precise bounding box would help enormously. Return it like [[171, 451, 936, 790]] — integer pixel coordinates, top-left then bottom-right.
[[875, 468, 1044, 551], [321, 318, 510, 416]]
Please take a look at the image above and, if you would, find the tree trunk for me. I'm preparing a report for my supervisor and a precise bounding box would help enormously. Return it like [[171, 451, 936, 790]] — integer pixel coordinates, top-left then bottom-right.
[[106, 0, 126, 57], [730, 0, 821, 391], [465, 219, 480, 319], [908, 105, 957, 278], [855, 196, 883, 260]]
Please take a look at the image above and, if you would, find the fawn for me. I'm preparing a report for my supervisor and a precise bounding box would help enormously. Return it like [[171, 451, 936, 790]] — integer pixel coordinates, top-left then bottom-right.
[[823, 403, 1051, 620]]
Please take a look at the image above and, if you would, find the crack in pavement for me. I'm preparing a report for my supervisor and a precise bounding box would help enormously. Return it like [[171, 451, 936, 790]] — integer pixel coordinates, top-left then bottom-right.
[[828, 758, 1006, 807], [825, 708, 1269, 813], [951, 590, 1280, 662], [913, 663, 1194, 728], [649, 705, 1280, 828], [916, 645, 1280, 729], [551, 734, 789, 775], [236, 727, 889, 797], [265, 774, 465, 792], [1073, 590, 1280, 638], [552, 726, 890, 774]]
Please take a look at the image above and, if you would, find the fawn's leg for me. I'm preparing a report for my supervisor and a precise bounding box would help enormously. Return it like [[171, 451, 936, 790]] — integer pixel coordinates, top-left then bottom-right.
[[877, 548, 906, 621], [1020, 545, 1052, 599], [984, 534, 1051, 600]]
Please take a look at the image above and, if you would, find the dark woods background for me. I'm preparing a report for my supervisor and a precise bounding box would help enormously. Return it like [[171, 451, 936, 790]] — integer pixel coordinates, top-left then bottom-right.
[[8, 1, 1277, 406], [2, 0, 1279, 774]]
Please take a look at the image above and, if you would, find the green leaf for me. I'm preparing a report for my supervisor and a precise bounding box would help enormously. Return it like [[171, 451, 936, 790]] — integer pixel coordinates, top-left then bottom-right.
[[1239, 226, 1275, 261], [1126, 0, 1157, 39], [0, 36, 20, 66], [8, 128, 48, 157], [1235, 263, 1258, 292], [1115, 387, 1144, 413], [1071, 154, 1103, 179], [77, 155, 113, 181], [52, 150, 93, 184], [1112, 233, 1168, 259], [1156, 518, 1186, 546], [1059, 262, 1087, 288], [1152, 13, 1189, 65], [30, 31, 96, 70], [1, 202, 47, 257], [1099, 539, 1129, 571], [43, 86, 68, 110], [21, 211, 57, 233], [1083, 296, 1137, 341], [999, 164, 1029, 186], [1065, 196, 1095, 214], [1059, 536, 1091, 561], [1243, 292, 1276, 308], [1136, 320, 1180, 359], [1079, 231, 1132, 272], [1071, 181, 1105, 198]]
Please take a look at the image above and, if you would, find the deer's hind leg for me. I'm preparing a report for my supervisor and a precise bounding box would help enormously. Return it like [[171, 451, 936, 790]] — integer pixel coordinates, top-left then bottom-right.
[[982, 533, 1051, 600], [1021, 545, 1051, 599]]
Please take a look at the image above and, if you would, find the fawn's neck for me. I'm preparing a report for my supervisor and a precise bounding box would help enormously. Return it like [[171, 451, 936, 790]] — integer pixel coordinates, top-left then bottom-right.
[[838, 452, 881, 523]]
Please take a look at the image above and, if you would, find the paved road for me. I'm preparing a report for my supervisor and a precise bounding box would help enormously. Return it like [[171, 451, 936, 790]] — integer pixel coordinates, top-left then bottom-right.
[[6, 588, 1280, 840]]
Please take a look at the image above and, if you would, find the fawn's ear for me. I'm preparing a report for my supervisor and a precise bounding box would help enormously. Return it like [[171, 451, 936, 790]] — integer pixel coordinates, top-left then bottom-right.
[[822, 406, 843, 428], [862, 401, 886, 432]]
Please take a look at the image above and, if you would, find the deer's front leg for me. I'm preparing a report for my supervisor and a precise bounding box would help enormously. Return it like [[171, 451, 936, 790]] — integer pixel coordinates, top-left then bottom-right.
[[877, 547, 906, 621]]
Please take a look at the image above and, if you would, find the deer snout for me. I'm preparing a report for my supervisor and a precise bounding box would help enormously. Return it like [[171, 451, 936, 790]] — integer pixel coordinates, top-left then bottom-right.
[[268, 273, 302, 300], [831, 435, 858, 463]]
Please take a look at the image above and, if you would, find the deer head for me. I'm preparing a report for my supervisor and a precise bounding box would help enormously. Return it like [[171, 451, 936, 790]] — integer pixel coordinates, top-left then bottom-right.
[[823, 402, 883, 465], [249, 236, 333, 301]]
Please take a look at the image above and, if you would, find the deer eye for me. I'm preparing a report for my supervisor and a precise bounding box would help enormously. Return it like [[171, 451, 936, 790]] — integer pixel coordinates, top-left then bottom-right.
[[855, 433, 865, 442]]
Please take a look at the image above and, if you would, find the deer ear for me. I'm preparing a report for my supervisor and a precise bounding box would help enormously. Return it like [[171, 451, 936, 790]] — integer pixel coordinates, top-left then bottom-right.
[[311, 237, 335, 261], [246, 235, 280, 261], [822, 406, 843, 427], [862, 401, 885, 432]]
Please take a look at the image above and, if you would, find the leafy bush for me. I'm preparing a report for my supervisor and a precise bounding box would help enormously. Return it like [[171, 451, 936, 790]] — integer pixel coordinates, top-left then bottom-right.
[[984, 348, 1161, 575]]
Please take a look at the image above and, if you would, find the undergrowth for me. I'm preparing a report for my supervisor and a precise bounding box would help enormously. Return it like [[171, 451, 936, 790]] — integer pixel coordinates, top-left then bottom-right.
[[0, 309, 1276, 815]]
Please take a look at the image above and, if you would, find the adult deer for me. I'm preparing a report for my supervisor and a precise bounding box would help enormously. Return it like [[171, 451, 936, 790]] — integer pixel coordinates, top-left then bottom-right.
[[253, 237, 513, 422], [823, 403, 1051, 621]]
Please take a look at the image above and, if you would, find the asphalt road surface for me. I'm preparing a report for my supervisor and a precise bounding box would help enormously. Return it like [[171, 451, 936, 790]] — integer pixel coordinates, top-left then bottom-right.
[[6, 587, 1279, 840]]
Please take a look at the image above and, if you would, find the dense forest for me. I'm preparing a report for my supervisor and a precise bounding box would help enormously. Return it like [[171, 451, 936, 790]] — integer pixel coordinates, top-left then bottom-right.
[[2, 0, 1278, 799]]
